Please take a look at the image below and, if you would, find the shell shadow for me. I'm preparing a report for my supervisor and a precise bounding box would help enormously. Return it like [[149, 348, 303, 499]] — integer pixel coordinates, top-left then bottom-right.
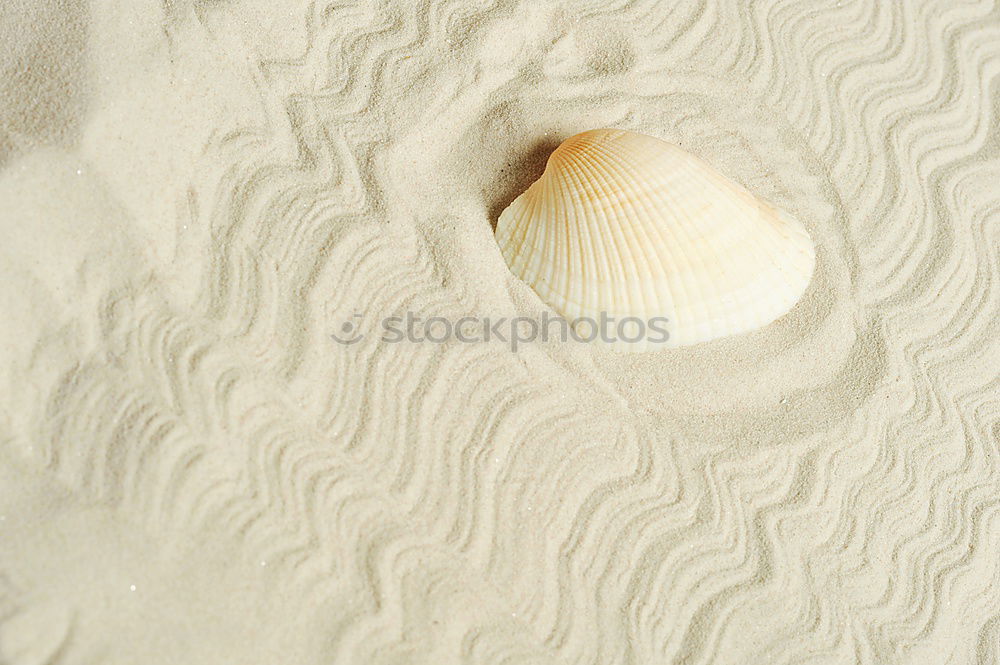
[[487, 136, 563, 230]]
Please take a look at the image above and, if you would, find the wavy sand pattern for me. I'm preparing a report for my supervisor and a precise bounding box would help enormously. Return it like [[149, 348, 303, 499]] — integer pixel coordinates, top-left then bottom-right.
[[1, 0, 999, 663]]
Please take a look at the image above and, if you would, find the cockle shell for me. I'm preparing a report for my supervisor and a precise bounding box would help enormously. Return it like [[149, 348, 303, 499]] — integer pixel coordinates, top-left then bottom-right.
[[495, 128, 815, 350]]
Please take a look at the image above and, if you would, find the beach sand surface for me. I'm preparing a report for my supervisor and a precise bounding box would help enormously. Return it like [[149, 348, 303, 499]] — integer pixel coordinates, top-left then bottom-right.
[[1, 1, 999, 663]]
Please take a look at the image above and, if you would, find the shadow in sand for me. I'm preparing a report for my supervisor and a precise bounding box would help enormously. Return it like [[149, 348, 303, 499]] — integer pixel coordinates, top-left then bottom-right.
[[0, 0, 90, 167], [487, 136, 563, 230]]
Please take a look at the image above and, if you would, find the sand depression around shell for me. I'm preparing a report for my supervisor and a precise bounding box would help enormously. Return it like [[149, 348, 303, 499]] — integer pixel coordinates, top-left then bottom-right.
[[0, 1, 999, 664]]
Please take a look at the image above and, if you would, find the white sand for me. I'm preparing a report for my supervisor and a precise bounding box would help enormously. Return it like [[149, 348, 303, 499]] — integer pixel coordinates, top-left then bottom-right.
[[2, 0, 999, 663]]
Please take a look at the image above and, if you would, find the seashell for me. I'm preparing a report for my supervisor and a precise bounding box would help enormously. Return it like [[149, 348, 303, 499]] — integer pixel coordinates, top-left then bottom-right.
[[495, 128, 815, 350]]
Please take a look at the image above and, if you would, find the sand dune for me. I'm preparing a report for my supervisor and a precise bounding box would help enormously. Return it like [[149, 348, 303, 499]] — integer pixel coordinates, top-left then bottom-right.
[[1, 0, 999, 663]]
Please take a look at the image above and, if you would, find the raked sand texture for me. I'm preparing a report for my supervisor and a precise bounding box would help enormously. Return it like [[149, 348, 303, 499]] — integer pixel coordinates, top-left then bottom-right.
[[1, 1, 999, 663]]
